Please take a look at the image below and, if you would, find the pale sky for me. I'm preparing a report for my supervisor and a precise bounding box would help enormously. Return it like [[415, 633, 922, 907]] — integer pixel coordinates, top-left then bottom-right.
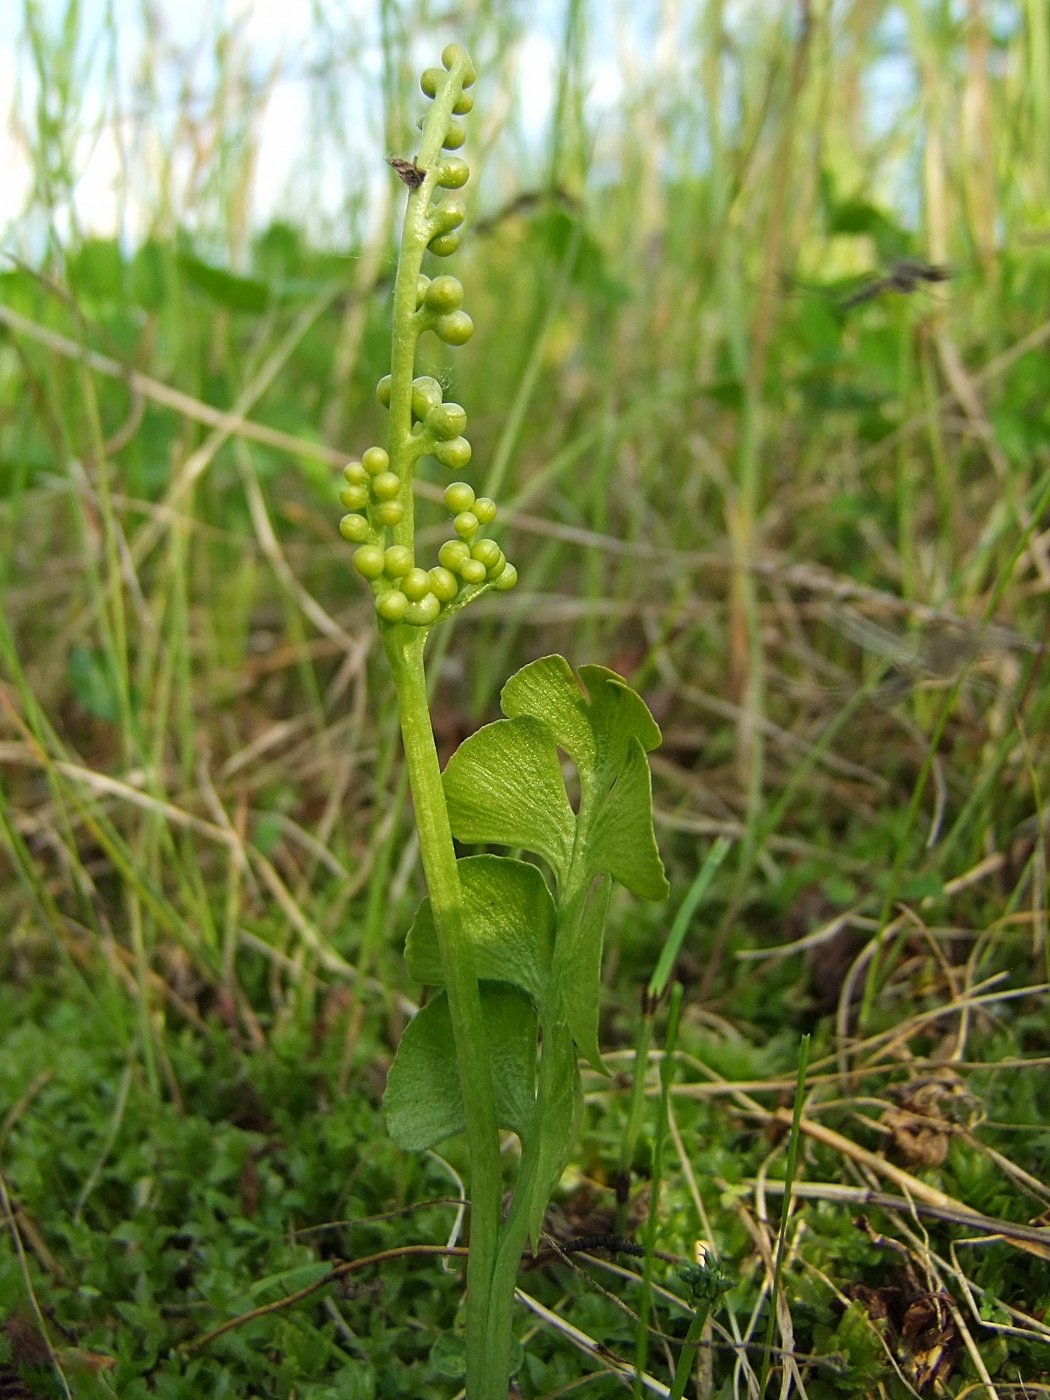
[[0, 0, 629, 252], [0, 1, 932, 254]]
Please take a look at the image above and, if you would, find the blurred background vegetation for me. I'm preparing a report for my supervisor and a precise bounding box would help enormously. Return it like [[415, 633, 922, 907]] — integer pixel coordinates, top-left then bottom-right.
[[0, 1, 1049, 1397]]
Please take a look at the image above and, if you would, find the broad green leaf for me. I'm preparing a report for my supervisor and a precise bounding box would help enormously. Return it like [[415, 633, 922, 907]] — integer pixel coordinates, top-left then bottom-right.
[[442, 715, 574, 883], [67, 238, 125, 302], [429, 1332, 467, 1379], [384, 984, 537, 1151], [500, 657, 661, 773], [130, 239, 169, 310], [177, 252, 270, 314], [405, 856, 555, 1009], [555, 875, 611, 1074]]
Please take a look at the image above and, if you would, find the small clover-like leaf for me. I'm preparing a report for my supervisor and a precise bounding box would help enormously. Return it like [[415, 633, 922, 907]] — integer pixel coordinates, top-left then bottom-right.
[[501, 657, 661, 773], [500, 655, 596, 771], [440, 655, 667, 1074], [405, 855, 556, 1009], [471, 655, 668, 903], [576, 663, 662, 755], [442, 715, 574, 883], [384, 983, 538, 1151]]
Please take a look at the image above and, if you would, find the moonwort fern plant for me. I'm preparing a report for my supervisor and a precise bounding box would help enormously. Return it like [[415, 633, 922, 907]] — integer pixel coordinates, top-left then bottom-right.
[[338, 45, 669, 1399]]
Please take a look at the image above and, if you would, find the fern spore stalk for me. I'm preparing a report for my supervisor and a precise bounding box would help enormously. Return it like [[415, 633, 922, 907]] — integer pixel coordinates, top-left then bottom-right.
[[339, 44, 667, 1400]]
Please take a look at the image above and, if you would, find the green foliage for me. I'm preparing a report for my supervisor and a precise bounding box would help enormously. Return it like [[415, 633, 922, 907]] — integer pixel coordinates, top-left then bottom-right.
[[812, 1300, 887, 1392], [176, 253, 270, 315], [445, 657, 667, 902], [66, 645, 120, 723]]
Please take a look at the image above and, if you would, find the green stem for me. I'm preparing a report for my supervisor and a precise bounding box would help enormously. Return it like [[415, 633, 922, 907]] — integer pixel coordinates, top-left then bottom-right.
[[668, 1300, 712, 1400], [482, 1016, 576, 1390], [758, 1033, 810, 1400], [383, 626, 502, 1398], [616, 1007, 653, 1238], [634, 982, 683, 1396], [386, 59, 469, 552]]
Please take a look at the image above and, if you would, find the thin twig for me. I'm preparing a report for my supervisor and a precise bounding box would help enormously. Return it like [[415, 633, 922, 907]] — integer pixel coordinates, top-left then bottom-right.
[[752, 1168, 1050, 1255], [0, 1071, 53, 1154], [181, 1244, 467, 1354]]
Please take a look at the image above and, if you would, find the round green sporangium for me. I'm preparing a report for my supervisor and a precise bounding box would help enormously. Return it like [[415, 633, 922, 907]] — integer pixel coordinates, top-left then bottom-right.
[[434, 309, 473, 344], [434, 436, 472, 470], [426, 276, 464, 312], [428, 566, 458, 601], [459, 557, 486, 584], [438, 539, 471, 573], [383, 545, 413, 577], [352, 545, 384, 579], [375, 589, 408, 622], [428, 231, 459, 257], [405, 592, 440, 626], [411, 376, 443, 419], [362, 446, 389, 475], [470, 539, 500, 570], [371, 471, 400, 501], [436, 156, 469, 188], [441, 120, 466, 149], [400, 567, 430, 601], [444, 482, 474, 513], [427, 403, 467, 440], [338, 483, 368, 510], [375, 500, 404, 527]]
